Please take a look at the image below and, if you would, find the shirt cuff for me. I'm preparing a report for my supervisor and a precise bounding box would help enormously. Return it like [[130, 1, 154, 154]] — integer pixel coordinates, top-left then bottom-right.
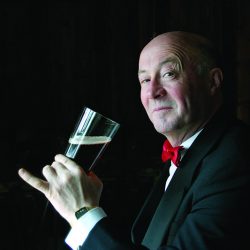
[[65, 207, 107, 250]]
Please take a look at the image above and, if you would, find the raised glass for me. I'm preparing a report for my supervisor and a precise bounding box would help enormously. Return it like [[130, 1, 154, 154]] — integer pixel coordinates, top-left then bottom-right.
[[65, 107, 120, 171]]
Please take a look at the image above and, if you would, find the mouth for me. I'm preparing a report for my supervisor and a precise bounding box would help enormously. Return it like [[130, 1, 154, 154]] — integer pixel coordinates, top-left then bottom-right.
[[153, 106, 173, 112]]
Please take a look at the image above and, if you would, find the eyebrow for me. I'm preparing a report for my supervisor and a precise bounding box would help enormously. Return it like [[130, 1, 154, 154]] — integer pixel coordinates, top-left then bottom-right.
[[138, 57, 181, 75]]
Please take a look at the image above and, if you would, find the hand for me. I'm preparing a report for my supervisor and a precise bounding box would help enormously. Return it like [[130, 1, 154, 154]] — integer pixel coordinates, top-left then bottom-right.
[[18, 154, 103, 227]]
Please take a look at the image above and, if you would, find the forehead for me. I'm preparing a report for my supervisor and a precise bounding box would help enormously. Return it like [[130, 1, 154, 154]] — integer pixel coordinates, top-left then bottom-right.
[[138, 36, 187, 71], [138, 43, 184, 74]]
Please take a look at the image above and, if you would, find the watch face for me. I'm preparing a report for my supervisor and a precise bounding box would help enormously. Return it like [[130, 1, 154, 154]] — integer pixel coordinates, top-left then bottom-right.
[[75, 207, 95, 219], [75, 207, 88, 219]]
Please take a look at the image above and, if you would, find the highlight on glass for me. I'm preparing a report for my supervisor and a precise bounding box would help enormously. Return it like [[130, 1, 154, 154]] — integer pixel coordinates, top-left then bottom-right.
[[65, 107, 120, 171]]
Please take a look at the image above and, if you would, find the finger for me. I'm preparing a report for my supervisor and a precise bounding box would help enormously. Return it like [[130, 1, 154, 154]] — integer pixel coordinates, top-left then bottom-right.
[[18, 168, 49, 194], [51, 161, 69, 176], [42, 165, 57, 182], [54, 154, 82, 172]]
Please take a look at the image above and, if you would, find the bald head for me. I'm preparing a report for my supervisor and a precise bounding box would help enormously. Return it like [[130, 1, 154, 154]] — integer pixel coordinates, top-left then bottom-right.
[[141, 31, 221, 76]]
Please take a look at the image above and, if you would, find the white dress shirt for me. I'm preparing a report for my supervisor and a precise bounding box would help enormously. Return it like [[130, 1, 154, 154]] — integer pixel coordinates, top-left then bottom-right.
[[65, 207, 107, 249], [65, 130, 202, 250], [165, 130, 202, 190]]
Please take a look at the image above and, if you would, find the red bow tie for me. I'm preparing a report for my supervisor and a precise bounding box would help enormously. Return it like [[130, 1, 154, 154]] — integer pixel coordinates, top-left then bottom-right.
[[161, 139, 184, 167]]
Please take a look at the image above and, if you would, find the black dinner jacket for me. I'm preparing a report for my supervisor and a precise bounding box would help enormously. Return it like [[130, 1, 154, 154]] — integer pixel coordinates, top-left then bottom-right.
[[81, 108, 250, 250]]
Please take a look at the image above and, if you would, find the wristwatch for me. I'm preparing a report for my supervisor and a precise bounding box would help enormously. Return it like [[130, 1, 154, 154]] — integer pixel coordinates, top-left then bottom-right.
[[75, 206, 96, 219]]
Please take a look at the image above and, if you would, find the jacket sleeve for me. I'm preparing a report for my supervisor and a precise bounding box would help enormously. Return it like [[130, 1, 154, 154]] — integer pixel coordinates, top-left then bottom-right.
[[78, 217, 147, 250]]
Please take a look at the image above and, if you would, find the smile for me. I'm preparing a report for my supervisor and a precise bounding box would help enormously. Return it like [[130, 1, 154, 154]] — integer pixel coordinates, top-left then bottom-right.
[[153, 106, 173, 112]]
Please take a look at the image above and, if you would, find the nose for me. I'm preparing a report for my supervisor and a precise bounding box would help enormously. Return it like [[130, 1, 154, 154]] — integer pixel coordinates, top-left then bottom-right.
[[147, 79, 167, 99]]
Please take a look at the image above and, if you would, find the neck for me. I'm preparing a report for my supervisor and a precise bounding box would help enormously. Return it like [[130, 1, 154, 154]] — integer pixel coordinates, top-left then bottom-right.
[[165, 124, 203, 147], [165, 106, 221, 146]]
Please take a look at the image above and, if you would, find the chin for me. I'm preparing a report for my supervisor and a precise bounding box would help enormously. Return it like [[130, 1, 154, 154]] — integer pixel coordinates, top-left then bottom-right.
[[153, 122, 172, 134], [152, 117, 182, 134]]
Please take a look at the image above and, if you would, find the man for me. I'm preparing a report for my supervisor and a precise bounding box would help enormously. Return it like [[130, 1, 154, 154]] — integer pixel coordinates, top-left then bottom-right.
[[18, 31, 250, 249]]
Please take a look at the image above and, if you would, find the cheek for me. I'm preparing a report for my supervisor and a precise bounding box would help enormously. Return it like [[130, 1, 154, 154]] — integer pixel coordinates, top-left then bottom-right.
[[140, 89, 148, 108], [172, 84, 192, 109], [169, 87, 186, 108]]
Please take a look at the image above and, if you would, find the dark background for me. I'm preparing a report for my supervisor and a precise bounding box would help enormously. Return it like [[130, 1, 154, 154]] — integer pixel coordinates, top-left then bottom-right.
[[1, 1, 250, 249]]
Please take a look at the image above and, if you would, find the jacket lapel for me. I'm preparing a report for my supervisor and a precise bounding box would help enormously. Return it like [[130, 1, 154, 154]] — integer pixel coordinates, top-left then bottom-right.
[[136, 108, 230, 248], [131, 164, 170, 244]]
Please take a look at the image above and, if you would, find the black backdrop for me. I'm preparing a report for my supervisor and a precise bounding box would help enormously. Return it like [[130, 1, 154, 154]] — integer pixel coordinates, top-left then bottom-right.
[[0, 1, 247, 249]]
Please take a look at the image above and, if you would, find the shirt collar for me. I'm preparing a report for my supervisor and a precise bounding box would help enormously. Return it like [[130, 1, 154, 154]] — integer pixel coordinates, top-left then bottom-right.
[[181, 129, 203, 150]]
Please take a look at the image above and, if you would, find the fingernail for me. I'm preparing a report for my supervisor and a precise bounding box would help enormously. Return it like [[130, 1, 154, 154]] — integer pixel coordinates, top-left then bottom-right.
[[18, 168, 24, 175]]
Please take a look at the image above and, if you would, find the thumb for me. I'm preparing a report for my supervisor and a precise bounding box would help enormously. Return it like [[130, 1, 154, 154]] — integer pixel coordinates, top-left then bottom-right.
[[88, 171, 103, 186], [87, 171, 99, 180], [18, 168, 49, 195]]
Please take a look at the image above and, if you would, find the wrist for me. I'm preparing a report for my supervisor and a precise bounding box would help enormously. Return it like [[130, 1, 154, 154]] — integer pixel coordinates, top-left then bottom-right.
[[75, 206, 97, 220]]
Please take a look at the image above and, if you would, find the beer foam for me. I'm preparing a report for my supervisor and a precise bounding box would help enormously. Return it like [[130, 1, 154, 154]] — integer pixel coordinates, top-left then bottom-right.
[[69, 135, 111, 145]]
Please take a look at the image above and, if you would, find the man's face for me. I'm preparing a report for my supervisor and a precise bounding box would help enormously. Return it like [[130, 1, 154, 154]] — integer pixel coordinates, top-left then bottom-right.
[[138, 36, 211, 136]]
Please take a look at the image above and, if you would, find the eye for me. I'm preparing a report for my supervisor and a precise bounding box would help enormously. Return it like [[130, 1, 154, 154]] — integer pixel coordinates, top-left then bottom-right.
[[140, 78, 150, 85], [162, 71, 176, 79]]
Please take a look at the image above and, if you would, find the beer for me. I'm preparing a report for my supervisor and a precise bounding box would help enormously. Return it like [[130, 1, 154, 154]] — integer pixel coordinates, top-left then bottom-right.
[[65, 135, 111, 171]]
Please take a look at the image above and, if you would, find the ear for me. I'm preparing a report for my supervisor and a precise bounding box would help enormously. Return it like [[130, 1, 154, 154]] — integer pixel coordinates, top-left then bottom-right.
[[209, 68, 223, 95]]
